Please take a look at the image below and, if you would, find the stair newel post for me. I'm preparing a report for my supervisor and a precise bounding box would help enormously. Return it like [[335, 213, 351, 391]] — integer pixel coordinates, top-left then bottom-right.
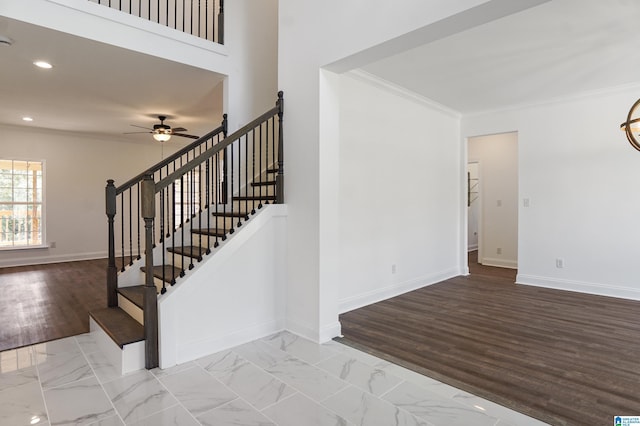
[[106, 180, 118, 308], [276, 91, 285, 204], [141, 173, 159, 369]]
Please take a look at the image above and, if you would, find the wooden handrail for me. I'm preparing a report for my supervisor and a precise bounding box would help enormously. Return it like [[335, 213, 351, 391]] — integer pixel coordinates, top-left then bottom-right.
[[156, 100, 281, 193], [116, 115, 227, 195]]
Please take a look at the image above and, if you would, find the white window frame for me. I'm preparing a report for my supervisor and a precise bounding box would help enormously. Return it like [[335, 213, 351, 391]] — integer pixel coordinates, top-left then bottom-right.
[[0, 159, 46, 250]]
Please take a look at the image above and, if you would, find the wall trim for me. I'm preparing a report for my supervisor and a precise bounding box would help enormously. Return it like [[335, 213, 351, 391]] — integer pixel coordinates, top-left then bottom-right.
[[347, 70, 462, 119], [338, 267, 460, 314], [516, 274, 640, 302], [0, 251, 107, 268], [465, 81, 640, 118], [481, 257, 517, 269], [173, 318, 285, 367], [319, 321, 342, 344]]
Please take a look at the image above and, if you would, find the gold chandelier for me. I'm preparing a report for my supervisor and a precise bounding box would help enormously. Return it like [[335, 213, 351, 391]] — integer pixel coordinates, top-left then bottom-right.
[[621, 98, 640, 151]]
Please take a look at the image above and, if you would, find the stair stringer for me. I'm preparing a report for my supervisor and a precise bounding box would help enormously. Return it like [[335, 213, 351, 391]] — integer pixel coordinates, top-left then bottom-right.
[[157, 204, 288, 369]]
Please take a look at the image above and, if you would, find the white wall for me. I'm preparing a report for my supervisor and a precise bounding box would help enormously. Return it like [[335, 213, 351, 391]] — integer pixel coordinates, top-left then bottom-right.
[[278, 0, 549, 341], [468, 132, 518, 268], [158, 205, 287, 368], [337, 72, 462, 313], [462, 87, 640, 300], [0, 124, 189, 266]]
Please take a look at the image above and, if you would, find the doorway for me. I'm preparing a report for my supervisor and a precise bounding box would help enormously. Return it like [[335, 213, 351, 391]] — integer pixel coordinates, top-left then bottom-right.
[[467, 132, 518, 278]]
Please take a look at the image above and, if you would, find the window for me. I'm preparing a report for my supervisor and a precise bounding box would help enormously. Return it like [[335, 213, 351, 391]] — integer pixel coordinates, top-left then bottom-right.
[[0, 159, 44, 248]]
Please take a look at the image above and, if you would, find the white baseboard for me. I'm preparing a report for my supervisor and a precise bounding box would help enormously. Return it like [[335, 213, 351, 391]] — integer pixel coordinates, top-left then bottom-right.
[[467, 245, 478, 252], [481, 257, 517, 269], [0, 251, 107, 268], [169, 318, 286, 368], [319, 321, 342, 343], [516, 274, 640, 301], [338, 268, 460, 314]]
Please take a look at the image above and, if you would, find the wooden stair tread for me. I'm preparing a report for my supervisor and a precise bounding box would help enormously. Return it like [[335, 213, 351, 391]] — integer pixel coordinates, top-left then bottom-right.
[[211, 211, 249, 217], [251, 180, 276, 187], [266, 168, 279, 174], [118, 285, 145, 309], [141, 265, 183, 282], [89, 307, 144, 348], [233, 195, 276, 201], [191, 228, 229, 237], [167, 245, 206, 259]]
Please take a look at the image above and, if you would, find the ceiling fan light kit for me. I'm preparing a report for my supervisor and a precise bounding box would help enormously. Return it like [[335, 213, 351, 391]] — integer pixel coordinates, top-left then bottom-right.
[[125, 115, 199, 142], [153, 131, 171, 142]]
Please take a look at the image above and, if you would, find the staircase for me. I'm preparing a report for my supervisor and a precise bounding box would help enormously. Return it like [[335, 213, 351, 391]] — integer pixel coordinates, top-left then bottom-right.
[[89, 92, 283, 372]]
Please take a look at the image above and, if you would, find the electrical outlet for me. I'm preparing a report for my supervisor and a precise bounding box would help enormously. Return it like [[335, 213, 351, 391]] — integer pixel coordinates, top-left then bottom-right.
[[391, 264, 397, 274], [50, 241, 56, 248], [497, 199, 502, 207], [556, 258, 564, 268], [523, 198, 530, 207], [496, 248, 502, 255]]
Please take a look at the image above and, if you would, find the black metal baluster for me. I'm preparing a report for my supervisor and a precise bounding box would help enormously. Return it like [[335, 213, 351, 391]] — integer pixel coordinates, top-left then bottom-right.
[[120, 194, 126, 271], [215, 151, 222, 246], [160, 188, 166, 289], [229, 143, 234, 234], [264, 120, 273, 204], [170, 181, 176, 285], [128, 189, 133, 264], [205, 158, 211, 254], [218, 0, 224, 44], [179, 175, 186, 276], [271, 115, 276, 203], [241, 133, 247, 226], [258, 123, 263, 209], [251, 128, 256, 214], [136, 182, 141, 259]]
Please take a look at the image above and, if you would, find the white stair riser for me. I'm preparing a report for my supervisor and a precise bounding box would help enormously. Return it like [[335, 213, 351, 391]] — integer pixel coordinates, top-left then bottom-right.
[[118, 294, 143, 325], [90, 317, 144, 375]]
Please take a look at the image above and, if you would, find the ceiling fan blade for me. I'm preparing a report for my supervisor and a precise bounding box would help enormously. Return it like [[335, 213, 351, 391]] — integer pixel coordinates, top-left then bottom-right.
[[123, 131, 152, 134], [130, 124, 154, 130], [172, 127, 188, 132], [172, 132, 199, 139]]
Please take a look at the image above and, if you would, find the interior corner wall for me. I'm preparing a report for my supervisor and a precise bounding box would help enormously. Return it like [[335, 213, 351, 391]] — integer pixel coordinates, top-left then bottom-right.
[[461, 88, 640, 301], [0, 125, 187, 267], [468, 132, 518, 269], [225, 0, 279, 131], [336, 73, 462, 313], [278, 0, 542, 341]]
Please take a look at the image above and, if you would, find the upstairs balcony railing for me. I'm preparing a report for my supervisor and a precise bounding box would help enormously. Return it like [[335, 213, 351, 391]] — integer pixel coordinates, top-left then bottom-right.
[[89, 0, 224, 44]]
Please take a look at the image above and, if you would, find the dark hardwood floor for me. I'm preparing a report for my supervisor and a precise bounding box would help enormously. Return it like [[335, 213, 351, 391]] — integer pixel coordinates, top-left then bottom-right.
[[339, 252, 640, 426], [0, 259, 108, 352]]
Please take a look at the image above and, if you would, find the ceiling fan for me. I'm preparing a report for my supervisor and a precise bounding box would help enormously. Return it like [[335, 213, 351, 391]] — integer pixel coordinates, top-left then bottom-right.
[[125, 115, 199, 142]]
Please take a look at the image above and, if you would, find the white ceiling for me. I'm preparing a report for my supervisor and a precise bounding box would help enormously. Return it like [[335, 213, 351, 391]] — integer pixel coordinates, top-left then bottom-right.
[[361, 0, 640, 114], [0, 16, 224, 142], [2, 0, 639, 140]]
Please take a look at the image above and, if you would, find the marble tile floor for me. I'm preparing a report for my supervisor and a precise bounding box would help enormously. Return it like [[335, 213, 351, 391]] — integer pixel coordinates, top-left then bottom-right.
[[0, 330, 549, 426]]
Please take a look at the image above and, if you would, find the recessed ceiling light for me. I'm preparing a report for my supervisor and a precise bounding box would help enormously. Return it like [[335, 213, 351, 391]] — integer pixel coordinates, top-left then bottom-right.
[[22, 116, 34, 122], [33, 61, 53, 69]]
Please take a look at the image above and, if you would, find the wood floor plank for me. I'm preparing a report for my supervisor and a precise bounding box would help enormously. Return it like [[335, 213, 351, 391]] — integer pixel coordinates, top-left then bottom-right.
[[0, 259, 108, 352], [339, 254, 640, 426]]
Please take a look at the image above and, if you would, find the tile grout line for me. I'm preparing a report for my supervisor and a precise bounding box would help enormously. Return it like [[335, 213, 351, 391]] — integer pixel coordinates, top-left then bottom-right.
[[74, 334, 126, 425]]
